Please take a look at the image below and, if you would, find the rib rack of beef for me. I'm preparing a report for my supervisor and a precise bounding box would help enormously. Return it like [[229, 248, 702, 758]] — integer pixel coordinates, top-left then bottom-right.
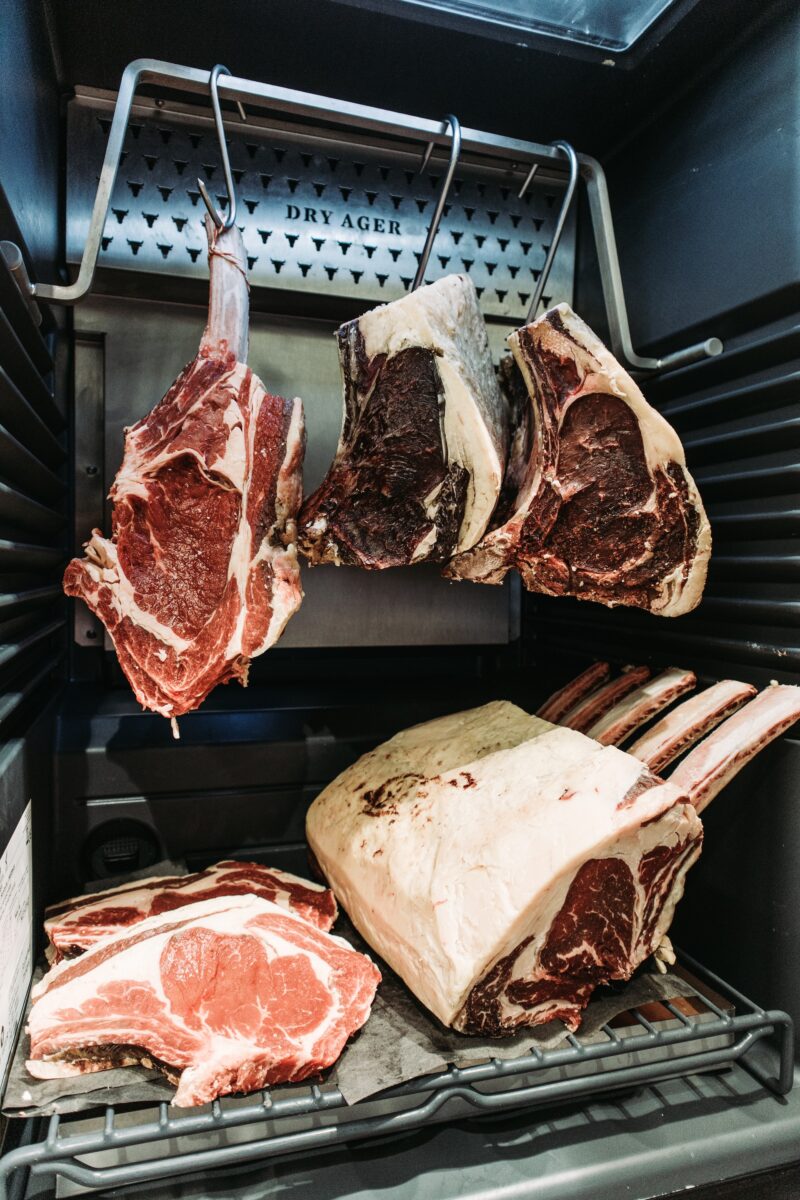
[[298, 275, 507, 568], [307, 688, 800, 1036], [44, 861, 337, 961], [64, 219, 305, 722], [446, 304, 711, 617], [27, 895, 380, 1107]]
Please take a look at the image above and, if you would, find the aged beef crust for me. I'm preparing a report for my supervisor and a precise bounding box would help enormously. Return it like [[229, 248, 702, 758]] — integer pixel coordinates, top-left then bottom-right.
[[447, 304, 710, 618], [300, 334, 468, 567], [298, 274, 506, 569]]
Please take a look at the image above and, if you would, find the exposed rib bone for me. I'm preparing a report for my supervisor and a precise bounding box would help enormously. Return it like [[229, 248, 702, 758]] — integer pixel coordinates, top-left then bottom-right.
[[670, 684, 800, 813], [586, 668, 697, 747], [628, 680, 757, 773], [536, 661, 610, 723], [560, 666, 651, 733]]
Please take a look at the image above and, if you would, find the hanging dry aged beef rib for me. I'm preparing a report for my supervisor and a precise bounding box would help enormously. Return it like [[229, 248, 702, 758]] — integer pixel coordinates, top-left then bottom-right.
[[27, 895, 380, 1107], [447, 304, 711, 617], [298, 275, 506, 568], [44, 861, 337, 961], [64, 220, 305, 721], [307, 701, 703, 1034]]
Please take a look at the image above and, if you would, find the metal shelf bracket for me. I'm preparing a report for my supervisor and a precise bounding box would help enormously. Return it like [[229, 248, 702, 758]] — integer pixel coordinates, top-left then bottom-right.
[[7, 57, 722, 374]]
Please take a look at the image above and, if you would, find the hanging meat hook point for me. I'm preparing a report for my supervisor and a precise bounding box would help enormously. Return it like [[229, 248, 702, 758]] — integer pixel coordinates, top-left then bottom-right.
[[197, 63, 238, 232], [526, 139, 579, 322], [413, 114, 461, 290]]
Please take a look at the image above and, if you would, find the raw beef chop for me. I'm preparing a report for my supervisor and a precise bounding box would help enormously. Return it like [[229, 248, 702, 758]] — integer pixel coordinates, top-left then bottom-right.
[[447, 304, 711, 617], [64, 219, 305, 721], [307, 701, 703, 1034], [27, 895, 380, 1107], [45, 861, 337, 961], [298, 275, 506, 568]]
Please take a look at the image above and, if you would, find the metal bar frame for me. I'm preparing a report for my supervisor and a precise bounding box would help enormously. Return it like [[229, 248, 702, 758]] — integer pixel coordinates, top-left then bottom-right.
[[23, 58, 719, 373], [0, 950, 792, 1199]]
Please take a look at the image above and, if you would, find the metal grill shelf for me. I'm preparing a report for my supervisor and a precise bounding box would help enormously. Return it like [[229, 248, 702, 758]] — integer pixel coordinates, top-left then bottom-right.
[[0, 951, 793, 1199]]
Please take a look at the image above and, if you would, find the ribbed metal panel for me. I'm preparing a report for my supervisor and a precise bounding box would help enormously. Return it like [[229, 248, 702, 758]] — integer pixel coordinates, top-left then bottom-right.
[[0, 234, 65, 727], [530, 322, 800, 686]]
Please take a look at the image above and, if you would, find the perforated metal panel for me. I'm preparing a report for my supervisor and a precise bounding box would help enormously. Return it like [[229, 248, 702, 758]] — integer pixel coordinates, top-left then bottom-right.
[[66, 93, 575, 321]]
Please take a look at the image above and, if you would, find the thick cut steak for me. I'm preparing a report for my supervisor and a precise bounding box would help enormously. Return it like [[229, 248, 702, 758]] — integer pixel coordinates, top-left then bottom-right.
[[307, 701, 702, 1034], [64, 220, 305, 721], [298, 275, 506, 568], [27, 895, 380, 1107], [447, 304, 711, 617], [45, 861, 337, 961]]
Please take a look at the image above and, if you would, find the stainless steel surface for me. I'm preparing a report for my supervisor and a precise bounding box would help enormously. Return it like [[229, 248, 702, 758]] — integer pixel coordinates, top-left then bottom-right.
[[66, 92, 574, 323], [73, 296, 516, 648], [526, 140, 578, 322], [196, 65, 238, 232], [0, 243, 41, 328], [412, 114, 461, 290], [43, 57, 719, 372], [0, 952, 792, 1199], [71, 336, 105, 648]]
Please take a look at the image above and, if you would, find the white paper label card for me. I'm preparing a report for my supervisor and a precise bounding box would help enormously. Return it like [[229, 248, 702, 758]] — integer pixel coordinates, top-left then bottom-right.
[[0, 801, 33, 1089]]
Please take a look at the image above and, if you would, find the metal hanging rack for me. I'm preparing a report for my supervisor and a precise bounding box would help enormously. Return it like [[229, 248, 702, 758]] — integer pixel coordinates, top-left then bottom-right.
[[11, 59, 722, 373], [413, 114, 461, 290]]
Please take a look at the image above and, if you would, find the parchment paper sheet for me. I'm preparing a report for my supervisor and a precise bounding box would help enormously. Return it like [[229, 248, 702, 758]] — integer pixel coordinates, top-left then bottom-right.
[[3, 921, 697, 1116]]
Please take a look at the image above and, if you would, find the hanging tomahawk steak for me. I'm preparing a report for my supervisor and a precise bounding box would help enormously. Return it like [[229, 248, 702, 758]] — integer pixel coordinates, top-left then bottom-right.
[[64, 219, 305, 722], [446, 304, 711, 617], [27, 895, 380, 1108], [298, 275, 507, 568]]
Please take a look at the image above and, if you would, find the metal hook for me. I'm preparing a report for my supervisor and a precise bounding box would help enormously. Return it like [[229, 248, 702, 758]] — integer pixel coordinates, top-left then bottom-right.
[[526, 140, 579, 323], [197, 64, 238, 231], [412, 114, 461, 291]]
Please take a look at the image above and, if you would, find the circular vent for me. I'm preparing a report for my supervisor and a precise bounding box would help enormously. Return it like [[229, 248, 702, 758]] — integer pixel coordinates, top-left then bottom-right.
[[82, 819, 162, 882]]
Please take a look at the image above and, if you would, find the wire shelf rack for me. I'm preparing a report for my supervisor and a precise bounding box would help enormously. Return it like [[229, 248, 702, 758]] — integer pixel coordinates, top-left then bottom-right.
[[0, 950, 793, 1198]]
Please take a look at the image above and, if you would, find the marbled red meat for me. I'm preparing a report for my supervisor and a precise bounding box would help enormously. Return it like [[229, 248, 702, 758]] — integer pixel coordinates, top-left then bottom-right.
[[44, 861, 337, 961], [27, 895, 380, 1107], [64, 219, 304, 721], [447, 304, 711, 617]]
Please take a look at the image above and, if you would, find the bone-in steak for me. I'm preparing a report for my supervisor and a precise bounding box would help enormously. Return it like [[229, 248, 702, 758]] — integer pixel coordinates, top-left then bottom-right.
[[27, 895, 380, 1107], [298, 275, 506, 568], [64, 220, 305, 720], [44, 861, 338, 961], [447, 304, 711, 617]]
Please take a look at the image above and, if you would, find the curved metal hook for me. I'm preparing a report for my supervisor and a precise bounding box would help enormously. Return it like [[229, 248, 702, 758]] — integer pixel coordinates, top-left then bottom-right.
[[526, 140, 579, 323], [197, 64, 238, 231], [412, 114, 461, 291]]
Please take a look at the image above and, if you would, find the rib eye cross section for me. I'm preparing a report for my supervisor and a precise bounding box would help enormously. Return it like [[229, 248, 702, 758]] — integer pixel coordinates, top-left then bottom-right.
[[27, 895, 380, 1108], [298, 274, 507, 568], [447, 304, 711, 617]]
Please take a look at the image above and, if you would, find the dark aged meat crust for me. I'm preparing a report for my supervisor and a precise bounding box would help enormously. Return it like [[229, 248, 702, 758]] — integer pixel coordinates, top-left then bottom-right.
[[446, 305, 710, 617], [299, 330, 468, 568]]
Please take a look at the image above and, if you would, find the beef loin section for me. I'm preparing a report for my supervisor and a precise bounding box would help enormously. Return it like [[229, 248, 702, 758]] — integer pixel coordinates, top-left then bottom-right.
[[447, 304, 711, 617], [44, 861, 337, 961], [298, 275, 506, 568], [27, 895, 380, 1108], [306, 701, 703, 1035], [64, 220, 305, 720]]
